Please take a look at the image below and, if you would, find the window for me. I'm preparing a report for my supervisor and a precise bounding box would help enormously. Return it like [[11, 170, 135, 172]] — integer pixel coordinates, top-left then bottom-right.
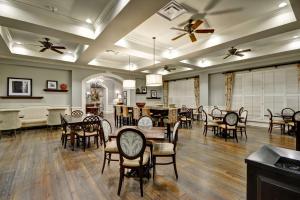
[[169, 79, 195, 107], [232, 65, 300, 121]]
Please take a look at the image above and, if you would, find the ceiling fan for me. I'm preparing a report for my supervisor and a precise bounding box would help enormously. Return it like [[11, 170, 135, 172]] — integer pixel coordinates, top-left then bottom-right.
[[38, 38, 66, 54], [164, 65, 176, 72], [224, 47, 251, 59], [171, 19, 214, 42], [179, 0, 243, 28]]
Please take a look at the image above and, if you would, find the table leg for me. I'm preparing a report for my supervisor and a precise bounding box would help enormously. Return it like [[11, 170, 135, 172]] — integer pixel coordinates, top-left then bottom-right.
[[70, 130, 75, 151]]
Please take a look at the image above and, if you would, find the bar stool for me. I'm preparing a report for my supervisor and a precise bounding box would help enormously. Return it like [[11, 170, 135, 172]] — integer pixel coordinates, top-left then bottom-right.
[[115, 105, 122, 127], [142, 107, 151, 117], [132, 107, 141, 125], [122, 106, 131, 125]]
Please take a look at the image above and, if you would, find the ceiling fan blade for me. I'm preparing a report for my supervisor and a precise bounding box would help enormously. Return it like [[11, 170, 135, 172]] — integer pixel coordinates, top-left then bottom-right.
[[191, 20, 203, 30], [172, 33, 187, 41], [235, 53, 244, 57], [40, 47, 47, 52], [51, 48, 63, 54], [195, 29, 215, 33], [170, 27, 186, 32], [237, 49, 251, 53], [224, 54, 231, 59], [204, 0, 221, 12], [189, 33, 197, 42], [51, 46, 66, 49], [209, 8, 243, 15]]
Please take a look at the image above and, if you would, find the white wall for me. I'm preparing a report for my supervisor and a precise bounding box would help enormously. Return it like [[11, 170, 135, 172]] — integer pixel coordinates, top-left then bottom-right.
[[0, 64, 71, 108], [209, 73, 225, 107]]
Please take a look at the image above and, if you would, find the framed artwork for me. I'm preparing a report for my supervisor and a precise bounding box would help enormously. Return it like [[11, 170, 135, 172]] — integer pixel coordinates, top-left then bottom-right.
[[46, 80, 58, 89], [123, 91, 127, 98], [7, 77, 32, 96], [141, 86, 147, 93], [151, 90, 157, 98]]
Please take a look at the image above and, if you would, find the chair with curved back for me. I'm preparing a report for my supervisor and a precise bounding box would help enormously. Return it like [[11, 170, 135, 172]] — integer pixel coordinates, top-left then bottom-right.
[[266, 109, 285, 134], [137, 116, 153, 128], [237, 110, 248, 139], [115, 105, 122, 127], [152, 121, 181, 180], [202, 110, 219, 136], [292, 111, 300, 135], [163, 108, 178, 142], [60, 114, 72, 148], [193, 105, 203, 121], [282, 108, 295, 133], [101, 119, 119, 173], [77, 115, 101, 151], [180, 108, 193, 128], [219, 112, 239, 142], [211, 108, 223, 123], [116, 128, 149, 197]]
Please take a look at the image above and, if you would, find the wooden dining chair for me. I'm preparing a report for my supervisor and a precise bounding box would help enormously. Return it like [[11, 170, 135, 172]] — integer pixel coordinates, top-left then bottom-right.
[[60, 114, 71, 148], [77, 115, 101, 151], [211, 108, 223, 123], [266, 109, 285, 134], [282, 108, 295, 132], [237, 110, 248, 139], [142, 107, 151, 117], [101, 119, 119, 173], [116, 128, 149, 197], [152, 121, 181, 180], [163, 108, 178, 142], [292, 111, 300, 134], [115, 105, 123, 127], [132, 107, 141, 125], [180, 108, 193, 128], [202, 110, 219, 136], [122, 106, 131, 125], [219, 112, 239, 142], [193, 105, 203, 121], [137, 116, 153, 128]]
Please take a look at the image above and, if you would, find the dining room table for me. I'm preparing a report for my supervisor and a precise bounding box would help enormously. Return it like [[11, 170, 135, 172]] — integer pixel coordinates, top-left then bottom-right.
[[62, 114, 95, 150]]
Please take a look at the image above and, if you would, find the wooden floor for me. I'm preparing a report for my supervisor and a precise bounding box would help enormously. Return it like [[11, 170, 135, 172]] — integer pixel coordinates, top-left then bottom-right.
[[0, 115, 295, 200]]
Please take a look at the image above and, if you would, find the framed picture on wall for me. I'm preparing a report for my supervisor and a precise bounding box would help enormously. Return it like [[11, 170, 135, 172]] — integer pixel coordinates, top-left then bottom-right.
[[7, 77, 32, 96], [151, 90, 157, 98], [46, 80, 58, 89], [141, 86, 147, 94]]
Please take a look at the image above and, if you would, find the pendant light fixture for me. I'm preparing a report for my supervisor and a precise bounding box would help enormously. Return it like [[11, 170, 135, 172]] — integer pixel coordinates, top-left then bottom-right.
[[146, 37, 162, 87], [123, 55, 136, 89]]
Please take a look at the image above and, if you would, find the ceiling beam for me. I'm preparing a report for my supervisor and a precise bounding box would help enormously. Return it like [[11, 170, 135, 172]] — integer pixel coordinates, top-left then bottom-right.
[[76, 0, 171, 64], [0, 26, 11, 55], [289, 0, 300, 20]]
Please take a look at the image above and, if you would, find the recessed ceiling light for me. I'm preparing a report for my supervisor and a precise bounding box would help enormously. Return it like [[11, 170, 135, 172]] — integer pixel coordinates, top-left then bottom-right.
[[293, 35, 299, 39], [86, 18, 92, 24], [278, 2, 287, 8], [15, 41, 22, 45]]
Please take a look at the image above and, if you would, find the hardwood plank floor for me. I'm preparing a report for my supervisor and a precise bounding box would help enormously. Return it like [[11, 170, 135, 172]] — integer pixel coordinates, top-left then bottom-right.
[[0, 115, 295, 200]]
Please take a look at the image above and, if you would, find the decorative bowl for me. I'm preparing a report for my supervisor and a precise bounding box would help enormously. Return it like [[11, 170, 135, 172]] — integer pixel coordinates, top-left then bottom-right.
[[136, 102, 146, 108]]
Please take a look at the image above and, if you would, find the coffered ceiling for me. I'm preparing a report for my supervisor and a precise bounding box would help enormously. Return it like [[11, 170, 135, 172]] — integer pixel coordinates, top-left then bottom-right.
[[0, 0, 300, 76]]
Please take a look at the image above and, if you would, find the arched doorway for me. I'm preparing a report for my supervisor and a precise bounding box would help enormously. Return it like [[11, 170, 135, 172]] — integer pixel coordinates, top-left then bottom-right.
[[82, 73, 123, 114]]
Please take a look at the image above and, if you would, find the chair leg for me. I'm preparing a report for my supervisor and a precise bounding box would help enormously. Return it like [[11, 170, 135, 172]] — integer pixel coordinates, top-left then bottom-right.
[[139, 167, 144, 197], [153, 156, 156, 180], [14, 129, 17, 137], [83, 137, 86, 152], [108, 153, 112, 165], [117, 167, 124, 196], [202, 125, 206, 135], [244, 128, 247, 139], [96, 136, 99, 148], [101, 152, 107, 174], [234, 130, 238, 143], [172, 154, 178, 180]]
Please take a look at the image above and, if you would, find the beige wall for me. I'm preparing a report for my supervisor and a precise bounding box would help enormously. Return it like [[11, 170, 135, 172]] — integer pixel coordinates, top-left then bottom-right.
[[0, 64, 71, 108]]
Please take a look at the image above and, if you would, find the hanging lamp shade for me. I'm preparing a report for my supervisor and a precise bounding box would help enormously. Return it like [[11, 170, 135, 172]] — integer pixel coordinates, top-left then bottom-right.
[[146, 36, 162, 87], [123, 79, 136, 89], [123, 55, 136, 89], [146, 74, 162, 87]]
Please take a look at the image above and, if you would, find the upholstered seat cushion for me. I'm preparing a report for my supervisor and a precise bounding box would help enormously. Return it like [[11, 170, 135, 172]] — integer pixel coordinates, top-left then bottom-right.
[[206, 121, 219, 126], [153, 143, 175, 156], [272, 120, 285, 125], [76, 131, 98, 137], [21, 118, 47, 128], [213, 119, 223, 123], [123, 152, 150, 167], [237, 123, 246, 128], [219, 124, 237, 130], [105, 140, 118, 153]]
